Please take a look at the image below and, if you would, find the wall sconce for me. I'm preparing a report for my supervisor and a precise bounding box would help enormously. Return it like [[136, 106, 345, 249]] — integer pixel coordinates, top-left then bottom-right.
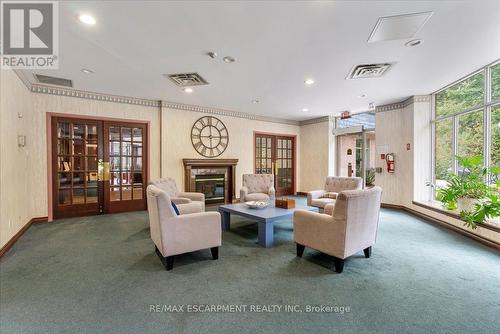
[[18, 135, 26, 147]]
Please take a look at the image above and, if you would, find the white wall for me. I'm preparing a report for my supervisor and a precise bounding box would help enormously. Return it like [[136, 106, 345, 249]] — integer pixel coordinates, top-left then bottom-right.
[[0, 70, 36, 247], [161, 107, 301, 195], [375, 104, 414, 206], [299, 120, 331, 191]]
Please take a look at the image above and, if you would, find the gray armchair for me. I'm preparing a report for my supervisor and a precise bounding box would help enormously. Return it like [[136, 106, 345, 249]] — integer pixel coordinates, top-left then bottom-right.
[[294, 186, 382, 273], [307, 176, 363, 210], [240, 174, 275, 202], [149, 177, 205, 213]]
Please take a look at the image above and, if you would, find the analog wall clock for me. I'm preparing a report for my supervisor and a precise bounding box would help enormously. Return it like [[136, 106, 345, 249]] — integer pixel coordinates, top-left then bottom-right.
[[191, 116, 229, 158]]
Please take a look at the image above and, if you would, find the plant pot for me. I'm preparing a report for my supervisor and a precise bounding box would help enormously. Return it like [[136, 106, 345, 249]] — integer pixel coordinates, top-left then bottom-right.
[[457, 197, 477, 212]]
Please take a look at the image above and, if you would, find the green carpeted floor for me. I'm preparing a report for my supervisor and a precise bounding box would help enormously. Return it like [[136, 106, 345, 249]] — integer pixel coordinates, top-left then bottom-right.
[[1, 200, 499, 334]]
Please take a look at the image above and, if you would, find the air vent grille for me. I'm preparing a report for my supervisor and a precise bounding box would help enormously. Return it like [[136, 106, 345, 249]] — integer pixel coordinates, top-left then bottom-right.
[[34, 74, 73, 87], [165, 73, 208, 87], [347, 63, 393, 79]]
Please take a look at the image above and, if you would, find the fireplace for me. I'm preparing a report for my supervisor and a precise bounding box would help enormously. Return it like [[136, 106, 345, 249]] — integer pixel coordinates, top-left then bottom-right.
[[195, 174, 225, 204], [183, 159, 238, 204]]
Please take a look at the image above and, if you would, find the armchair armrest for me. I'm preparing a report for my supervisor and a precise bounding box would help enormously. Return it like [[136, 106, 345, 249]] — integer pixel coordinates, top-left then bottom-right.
[[268, 187, 276, 201], [293, 210, 345, 258], [178, 191, 205, 202], [171, 197, 191, 205], [167, 212, 222, 256], [307, 190, 326, 206], [240, 186, 249, 202]]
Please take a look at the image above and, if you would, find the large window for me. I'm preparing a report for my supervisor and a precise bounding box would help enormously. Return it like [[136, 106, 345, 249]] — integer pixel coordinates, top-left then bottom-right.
[[433, 60, 500, 191]]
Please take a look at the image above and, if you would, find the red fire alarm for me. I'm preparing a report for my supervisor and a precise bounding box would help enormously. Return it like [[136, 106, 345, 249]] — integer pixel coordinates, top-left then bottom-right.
[[406, 143, 411, 151], [381, 154, 386, 160]]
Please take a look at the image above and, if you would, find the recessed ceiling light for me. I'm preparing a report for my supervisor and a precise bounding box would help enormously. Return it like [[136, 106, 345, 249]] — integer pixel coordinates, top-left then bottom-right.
[[183, 87, 193, 93], [252, 99, 260, 104], [78, 14, 96, 26], [302, 108, 309, 112], [223, 56, 236, 63], [405, 39, 424, 47], [81, 68, 94, 74], [304, 78, 314, 85], [207, 51, 217, 59]]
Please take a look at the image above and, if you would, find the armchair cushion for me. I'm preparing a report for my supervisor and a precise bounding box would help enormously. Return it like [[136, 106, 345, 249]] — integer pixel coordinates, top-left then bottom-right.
[[171, 197, 191, 205], [241, 174, 275, 202], [245, 193, 271, 201], [310, 198, 335, 208]]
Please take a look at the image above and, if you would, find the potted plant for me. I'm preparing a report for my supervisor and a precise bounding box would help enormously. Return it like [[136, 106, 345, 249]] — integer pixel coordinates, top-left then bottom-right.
[[435, 156, 488, 211], [432, 155, 500, 229]]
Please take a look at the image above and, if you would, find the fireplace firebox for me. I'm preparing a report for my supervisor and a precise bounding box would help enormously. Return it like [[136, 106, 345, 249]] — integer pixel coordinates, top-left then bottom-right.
[[183, 159, 238, 204], [195, 174, 225, 204]]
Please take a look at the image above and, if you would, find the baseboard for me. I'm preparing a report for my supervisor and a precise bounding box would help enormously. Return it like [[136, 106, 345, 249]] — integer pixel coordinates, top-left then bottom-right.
[[0, 216, 49, 257], [382, 203, 499, 251]]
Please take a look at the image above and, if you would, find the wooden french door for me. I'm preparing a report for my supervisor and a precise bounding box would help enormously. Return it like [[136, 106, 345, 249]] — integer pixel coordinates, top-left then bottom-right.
[[52, 117, 148, 219], [254, 133, 295, 196]]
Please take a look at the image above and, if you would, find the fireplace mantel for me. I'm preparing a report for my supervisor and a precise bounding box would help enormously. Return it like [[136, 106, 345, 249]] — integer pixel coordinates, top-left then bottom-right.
[[183, 159, 238, 204]]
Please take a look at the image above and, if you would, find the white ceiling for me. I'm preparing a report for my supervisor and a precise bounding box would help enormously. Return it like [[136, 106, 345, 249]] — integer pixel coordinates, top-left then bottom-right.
[[21, 0, 500, 121]]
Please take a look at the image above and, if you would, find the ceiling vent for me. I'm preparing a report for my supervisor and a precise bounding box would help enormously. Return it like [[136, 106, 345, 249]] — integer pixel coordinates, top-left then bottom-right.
[[165, 72, 208, 87], [368, 11, 433, 43], [34, 74, 73, 87], [347, 63, 394, 79]]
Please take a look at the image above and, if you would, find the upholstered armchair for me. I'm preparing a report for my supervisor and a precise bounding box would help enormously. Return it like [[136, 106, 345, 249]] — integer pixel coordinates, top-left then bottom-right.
[[294, 186, 382, 273], [240, 174, 276, 202], [307, 176, 363, 210], [149, 177, 205, 213], [146, 185, 221, 271]]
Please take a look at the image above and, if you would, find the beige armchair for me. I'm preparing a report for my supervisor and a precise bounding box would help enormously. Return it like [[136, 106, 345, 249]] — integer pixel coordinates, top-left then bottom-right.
[[307, 176, 363, 210], [146, 185, 221, 271], [149, 177, 205, 213], [240, 174, 276, 202], [294, 186, 382, 273]]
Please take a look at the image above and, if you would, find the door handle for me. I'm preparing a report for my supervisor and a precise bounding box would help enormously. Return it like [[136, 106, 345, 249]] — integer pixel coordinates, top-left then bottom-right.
[[98, 160, 110, 181]]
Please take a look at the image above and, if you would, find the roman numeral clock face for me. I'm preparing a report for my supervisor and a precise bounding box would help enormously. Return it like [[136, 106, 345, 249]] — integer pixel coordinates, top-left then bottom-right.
[[191, 116, 229, 158]]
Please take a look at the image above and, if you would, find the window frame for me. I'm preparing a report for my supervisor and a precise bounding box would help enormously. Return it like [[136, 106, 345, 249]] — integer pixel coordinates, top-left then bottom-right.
[[431, 59, 500, 199]]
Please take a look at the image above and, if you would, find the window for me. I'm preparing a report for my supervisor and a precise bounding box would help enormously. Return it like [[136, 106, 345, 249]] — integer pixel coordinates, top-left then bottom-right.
[[432, 60, 500, 194], [492, 62, 500, 102]]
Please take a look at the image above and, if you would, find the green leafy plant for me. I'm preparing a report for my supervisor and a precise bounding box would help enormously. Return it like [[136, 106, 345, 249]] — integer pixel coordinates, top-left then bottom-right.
[[461, 193, 500, 229], [431, 155, 500, 228], [365, 168, 375, 187]]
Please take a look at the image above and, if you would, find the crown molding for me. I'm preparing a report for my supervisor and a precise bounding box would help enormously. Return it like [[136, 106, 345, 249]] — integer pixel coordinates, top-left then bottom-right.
[[31, 84, 161, 107], [376, 95, 431, 112], [161, 101, 301, 126], [298, 116, 331, 126], [11, 70, 334, 126]]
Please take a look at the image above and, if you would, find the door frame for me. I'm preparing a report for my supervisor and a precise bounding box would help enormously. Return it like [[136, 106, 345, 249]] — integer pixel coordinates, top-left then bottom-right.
[[334, 126, 375, 188], [253, 131, 297, 195], [46, 113, 151, 221]]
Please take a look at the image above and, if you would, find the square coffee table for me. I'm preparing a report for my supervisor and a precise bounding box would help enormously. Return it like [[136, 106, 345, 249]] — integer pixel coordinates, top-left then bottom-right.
[[218, 203, 319, 248]]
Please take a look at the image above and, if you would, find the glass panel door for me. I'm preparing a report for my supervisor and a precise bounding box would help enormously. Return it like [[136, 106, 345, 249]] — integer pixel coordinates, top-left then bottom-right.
[[52, 117, 148, 218], [52, 118, 101, 218], [275, 137, 294, 196], [254, 134, 295, 196], [255, 134, 274, 174], [104, 122, 147, 213]]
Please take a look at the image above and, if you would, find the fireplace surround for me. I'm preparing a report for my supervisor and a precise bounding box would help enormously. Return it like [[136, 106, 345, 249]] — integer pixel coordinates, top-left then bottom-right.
[[183, 159, 238, 204]]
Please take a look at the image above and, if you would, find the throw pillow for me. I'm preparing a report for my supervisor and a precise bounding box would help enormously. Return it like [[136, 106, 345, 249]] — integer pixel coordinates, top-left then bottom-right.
[[320, 192, 337, 199], [171, 201, 180, 215]]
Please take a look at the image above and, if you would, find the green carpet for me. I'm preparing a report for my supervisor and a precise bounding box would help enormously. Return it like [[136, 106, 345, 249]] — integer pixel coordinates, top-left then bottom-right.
[[1, 200, 499, 334]]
